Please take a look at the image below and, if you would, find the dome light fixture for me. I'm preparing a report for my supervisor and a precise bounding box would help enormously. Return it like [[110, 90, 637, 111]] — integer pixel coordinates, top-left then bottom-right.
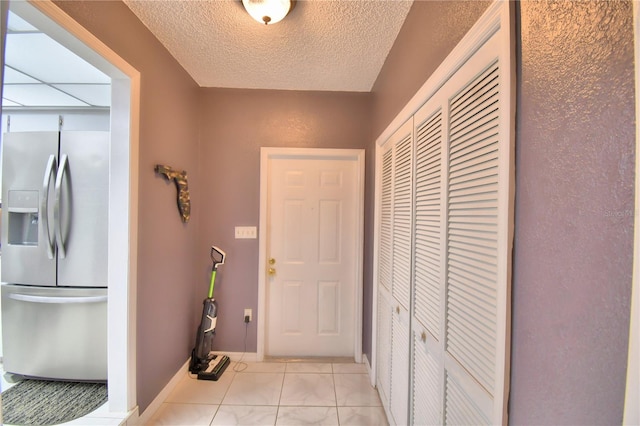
[[242, 0, 295, 25]]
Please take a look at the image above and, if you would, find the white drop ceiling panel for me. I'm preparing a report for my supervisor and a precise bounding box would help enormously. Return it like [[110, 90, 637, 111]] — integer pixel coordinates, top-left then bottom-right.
[[2, 11, 110, 109], [2, 99, 20, 108], [5, 33, 109, 85], [3, 84, 89, 107], [3, 67, 39, 84], [6, 10, 37, 32], [51, 84, 111, 107]]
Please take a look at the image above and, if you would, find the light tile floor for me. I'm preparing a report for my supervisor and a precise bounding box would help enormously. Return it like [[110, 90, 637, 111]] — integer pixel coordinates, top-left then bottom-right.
[[147, 361, 388, 426]]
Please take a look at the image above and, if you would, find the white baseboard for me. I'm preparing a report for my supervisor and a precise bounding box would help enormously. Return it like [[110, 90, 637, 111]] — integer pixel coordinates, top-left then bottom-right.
[[363, 353, 375, 387], [130, 358, 190, 425], [211, 351, 258, 363], [363, 353, 371, 374]]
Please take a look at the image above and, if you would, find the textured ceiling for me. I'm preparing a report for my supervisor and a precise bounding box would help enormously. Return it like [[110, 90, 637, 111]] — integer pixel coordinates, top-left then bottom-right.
[[122, 0, 413, 92]]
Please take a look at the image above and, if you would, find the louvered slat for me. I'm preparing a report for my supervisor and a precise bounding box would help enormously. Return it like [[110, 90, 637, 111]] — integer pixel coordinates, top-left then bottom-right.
[[379, 149, 393, 291], [446, 60, 500, 395], [391, 307, 410, 426], [413, 331, 442, 425], [377, 294, 392, 402], [392, 134, 412, 309], [413, 110, 442, 338], [445, 372, 491, 425]]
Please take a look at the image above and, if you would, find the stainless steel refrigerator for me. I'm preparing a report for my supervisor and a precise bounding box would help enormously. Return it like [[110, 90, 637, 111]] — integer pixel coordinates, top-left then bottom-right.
[[1, 131, 109, 381]]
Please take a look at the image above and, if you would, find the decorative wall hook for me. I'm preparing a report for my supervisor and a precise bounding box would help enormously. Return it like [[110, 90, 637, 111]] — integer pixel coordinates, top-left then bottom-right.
[[155, 164, 191, 223]]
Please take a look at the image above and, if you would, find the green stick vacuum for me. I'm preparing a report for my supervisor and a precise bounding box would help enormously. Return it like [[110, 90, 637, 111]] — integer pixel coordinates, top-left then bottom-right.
[[188, 246, 230, 380]]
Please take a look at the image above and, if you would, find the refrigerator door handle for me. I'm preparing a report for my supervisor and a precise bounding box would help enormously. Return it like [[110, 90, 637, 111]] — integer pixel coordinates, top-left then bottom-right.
[[54, 154, 69, 259], [8, 293, 108, 304], [41, 154, 57, 259]]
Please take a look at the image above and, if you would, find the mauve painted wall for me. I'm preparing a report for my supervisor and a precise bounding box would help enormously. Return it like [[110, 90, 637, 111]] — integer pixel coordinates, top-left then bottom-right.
[[53, 1, 201, 413], [371, 0, 492, 139], [511, 1, 634, 424], [197, 88, 371, 352], [366, 0, 490, 362]]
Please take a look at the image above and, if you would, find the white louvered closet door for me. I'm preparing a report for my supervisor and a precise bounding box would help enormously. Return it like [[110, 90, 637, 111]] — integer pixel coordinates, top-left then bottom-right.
[[375, 4, 512, 425], [411, 29, 511, 425], [390, 118, 413, 426], [376, 118, 413, 426], [376, 144, 394, 406], [443, 29, 510, 425], [412, 94, 446, 425], [392, 121, 413, 311]]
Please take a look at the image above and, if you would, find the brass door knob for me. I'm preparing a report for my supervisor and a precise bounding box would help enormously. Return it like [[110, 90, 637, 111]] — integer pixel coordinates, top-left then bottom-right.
[[268, 267, 276, 276], [269, 258, 276, 265]]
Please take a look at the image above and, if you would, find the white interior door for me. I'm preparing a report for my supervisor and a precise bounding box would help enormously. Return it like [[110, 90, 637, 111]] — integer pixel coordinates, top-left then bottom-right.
[[264, 149, 363, 357]]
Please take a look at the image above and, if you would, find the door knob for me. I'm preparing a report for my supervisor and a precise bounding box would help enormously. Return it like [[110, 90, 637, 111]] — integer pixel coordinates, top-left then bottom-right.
[[268, 258, 276, 276]]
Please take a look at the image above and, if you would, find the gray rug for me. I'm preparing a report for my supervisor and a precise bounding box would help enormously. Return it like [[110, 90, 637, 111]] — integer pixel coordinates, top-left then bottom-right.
[[1, 379, 107, 425]]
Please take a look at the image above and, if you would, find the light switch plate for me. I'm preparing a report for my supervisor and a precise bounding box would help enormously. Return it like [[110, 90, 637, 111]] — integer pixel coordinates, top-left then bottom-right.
[[235, 226, 257, 239]]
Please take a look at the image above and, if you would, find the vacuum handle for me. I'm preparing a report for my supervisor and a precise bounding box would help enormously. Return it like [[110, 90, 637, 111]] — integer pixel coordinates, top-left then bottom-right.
[[211, 246, 226, 269]]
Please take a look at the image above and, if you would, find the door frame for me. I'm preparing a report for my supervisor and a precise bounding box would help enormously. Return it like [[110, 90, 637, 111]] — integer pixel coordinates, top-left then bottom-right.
[[5, 0, 140, 414], [257, 147, 364, 362]]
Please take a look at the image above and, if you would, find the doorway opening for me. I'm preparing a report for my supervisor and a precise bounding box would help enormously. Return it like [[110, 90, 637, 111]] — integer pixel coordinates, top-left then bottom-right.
[[0, 0, 139, 414]]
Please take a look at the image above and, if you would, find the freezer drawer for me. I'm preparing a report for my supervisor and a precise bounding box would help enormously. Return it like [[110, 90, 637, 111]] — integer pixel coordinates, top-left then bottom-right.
[[1, 284, 107, 381]]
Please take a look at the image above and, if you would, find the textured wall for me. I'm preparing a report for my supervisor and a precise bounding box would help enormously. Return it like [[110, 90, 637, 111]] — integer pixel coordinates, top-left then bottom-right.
[[511, 1, 635, 424], [197, 88, 371, 352], [53, 1, 201, 414], [366, 0, 490, 363], [371, 0, 492, 139]]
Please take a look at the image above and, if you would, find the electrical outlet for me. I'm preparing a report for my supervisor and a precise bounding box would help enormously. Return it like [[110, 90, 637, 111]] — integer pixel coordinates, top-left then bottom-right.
[[244, 308, 252, 323]]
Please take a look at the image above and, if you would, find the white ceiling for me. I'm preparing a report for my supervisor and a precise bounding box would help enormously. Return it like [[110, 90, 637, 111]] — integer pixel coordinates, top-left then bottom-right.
[[2, 11, 111, 109], [1, 0, 413, 109], [122, 0, 413, 92]]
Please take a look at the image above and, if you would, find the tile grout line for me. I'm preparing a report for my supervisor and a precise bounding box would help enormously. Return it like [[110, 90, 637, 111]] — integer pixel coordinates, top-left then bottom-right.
[[332, 366, 342, 426], [273, 364, 287, 426]]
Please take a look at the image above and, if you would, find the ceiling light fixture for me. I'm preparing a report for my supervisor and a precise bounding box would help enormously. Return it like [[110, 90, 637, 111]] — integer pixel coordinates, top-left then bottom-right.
[[242, 0, 295, 25]]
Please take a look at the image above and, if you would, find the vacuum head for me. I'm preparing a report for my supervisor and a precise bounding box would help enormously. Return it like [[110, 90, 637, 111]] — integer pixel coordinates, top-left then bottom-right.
[[196, 354, 230, 381]]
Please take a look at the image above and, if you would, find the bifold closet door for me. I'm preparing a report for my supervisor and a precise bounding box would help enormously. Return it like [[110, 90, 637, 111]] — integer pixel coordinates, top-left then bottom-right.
[[376, 139, 393, 406], [376, 118, 413, 425], [389, 119, 413, 426], [376, 4, 513, 425], [410, 24, 513, 425], [412, 98, 445, 425], [444, 31, 510, 425]]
